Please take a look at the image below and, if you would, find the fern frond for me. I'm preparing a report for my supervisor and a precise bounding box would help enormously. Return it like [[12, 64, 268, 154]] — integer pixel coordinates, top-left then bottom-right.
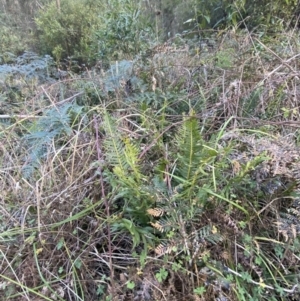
[[150, 218, 173, 232], [123, 136, 141, 182], [155, 241, 178, 255], [147, 208, 165, 217], [103, 113, 127, 170], [102, 112, 142, 185], [175, 110, 203, 181], [150, 221, 164, 232], [289, 207, 300, 218]]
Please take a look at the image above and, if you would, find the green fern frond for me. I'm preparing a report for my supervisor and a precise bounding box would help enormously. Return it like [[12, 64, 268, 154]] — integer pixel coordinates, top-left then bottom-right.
[[123, 136, 142, 182], [103, 112, 127, 170], [175, 110, 203, 181], [101, 111, 153, 229], [150, 218, 174, 232], [195, 225, 222, 244], [103, 112, 142, 183]]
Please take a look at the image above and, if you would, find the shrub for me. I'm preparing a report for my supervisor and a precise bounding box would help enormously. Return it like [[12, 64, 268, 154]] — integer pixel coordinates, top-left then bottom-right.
[[0, 13, 27, 58], [96, 0, 154, 60], [35, 0, 102, 65]]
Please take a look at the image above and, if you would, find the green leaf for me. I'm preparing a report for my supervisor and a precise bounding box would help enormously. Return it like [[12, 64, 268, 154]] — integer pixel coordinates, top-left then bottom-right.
[[194, 286, 206, 295], [118, 218, 141, 248], [56, 238, 64, 250], [203, 187, 249, 215], [126, 281, 135, 289], [155, 268, 168, 283], [74, 258, 82, 269]]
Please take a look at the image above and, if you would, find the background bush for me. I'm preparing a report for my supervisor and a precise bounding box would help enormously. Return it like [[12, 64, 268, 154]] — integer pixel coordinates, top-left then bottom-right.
[[145, 0, 300, 37], [35, 0, 103, 65], [96, 0, 154, 60], [0, 11, 33, 58]]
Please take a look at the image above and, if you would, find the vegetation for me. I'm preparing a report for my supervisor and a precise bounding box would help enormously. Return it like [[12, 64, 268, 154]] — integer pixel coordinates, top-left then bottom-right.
[[1, 0, 300, 300], [35, 0, 103, 64]]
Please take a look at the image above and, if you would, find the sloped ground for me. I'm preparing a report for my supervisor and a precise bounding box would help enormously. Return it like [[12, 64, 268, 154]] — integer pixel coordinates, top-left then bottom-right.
[[1, 30, 300, 301]]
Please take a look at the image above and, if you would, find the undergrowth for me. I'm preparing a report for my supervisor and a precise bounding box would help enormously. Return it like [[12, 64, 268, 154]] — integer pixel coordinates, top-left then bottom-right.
[[1, 23, 300, 301]]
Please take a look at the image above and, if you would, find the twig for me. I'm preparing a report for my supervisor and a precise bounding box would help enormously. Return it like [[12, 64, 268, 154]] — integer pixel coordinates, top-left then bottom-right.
[[0, 114, 42, 119]]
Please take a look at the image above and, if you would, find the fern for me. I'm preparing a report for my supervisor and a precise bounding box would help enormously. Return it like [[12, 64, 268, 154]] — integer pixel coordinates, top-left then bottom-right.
[[154, 240, 178, 255], [102, 111, 152, 228], [123, 136, 142, 182], [172, 110, 219, 204], [103, 113, 127, 169], [22, 103, 83, 179], [147, 208, 165, 217], [146, 112, 224, 258], [153, 225, 222, 256], [102, 112, 142, 187], [175, 110, 204, 182], [150, 218, 174, 233]]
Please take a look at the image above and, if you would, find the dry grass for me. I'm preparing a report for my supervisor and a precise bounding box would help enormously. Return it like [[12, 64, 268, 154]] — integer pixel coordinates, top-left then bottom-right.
[[1, 28, 300, 301]]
